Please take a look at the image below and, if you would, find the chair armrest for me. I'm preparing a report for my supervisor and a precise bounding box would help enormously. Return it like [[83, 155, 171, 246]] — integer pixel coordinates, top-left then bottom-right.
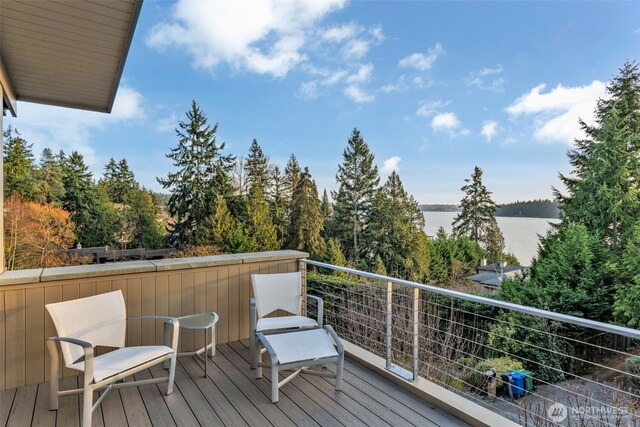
[[306, 294, 323, 327], [256, 332, 278, 365], [47, 336, 95, 383], [250, 296, 257, 334], [324, 325, 343, 353], [47, 336, 93, 350]]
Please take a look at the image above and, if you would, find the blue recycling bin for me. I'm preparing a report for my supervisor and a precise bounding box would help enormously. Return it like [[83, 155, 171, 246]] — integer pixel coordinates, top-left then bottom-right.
[[501, 371, 526, 397], [509, 371, 526, 396]]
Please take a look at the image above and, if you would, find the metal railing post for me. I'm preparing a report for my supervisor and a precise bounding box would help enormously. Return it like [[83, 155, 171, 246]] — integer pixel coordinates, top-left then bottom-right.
[[412, 287, 420, 381], [386, 281, 392, 369]]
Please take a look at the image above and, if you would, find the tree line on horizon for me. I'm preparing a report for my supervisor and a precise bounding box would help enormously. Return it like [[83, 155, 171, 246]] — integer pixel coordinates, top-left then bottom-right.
[[3, 100, 512, 283]]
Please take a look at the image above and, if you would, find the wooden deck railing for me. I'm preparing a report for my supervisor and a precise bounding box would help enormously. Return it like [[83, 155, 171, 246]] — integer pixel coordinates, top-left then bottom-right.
[[0, 250, 309, 391]]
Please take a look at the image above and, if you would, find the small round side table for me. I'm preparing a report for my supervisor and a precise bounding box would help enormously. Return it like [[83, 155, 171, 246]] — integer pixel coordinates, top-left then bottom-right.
[[166, 312, 219, 377]]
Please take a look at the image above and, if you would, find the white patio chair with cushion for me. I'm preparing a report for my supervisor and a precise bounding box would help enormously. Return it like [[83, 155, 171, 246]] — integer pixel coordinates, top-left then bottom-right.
[[250, 271, 323, 369], [46, 290, 179, 427]]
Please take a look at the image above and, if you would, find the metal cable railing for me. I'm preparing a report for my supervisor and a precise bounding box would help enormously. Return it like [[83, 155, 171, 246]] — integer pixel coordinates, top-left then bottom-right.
[[301, 259, 640, 427]]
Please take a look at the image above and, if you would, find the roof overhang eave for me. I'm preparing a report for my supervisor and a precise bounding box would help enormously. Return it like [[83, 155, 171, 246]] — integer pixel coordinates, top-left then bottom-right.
[[105, 0, 143, 114], [0, 57, 17, 117]]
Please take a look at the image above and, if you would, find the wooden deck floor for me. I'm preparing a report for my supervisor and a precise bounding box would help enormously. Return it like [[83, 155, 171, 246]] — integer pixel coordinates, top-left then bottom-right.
[[0, 340, 467, 427]]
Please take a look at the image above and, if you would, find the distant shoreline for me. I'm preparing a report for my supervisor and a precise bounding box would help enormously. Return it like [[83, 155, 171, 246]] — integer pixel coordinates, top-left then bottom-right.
[[419, 200, 560, 219]]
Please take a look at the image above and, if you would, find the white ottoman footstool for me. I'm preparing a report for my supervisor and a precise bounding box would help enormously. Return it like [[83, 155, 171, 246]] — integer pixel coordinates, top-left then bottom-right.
[[256, 325, 344, 403]]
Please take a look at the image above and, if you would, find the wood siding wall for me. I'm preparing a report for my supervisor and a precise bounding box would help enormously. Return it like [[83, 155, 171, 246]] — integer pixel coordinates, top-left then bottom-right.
[[0, 257, 304, 391]]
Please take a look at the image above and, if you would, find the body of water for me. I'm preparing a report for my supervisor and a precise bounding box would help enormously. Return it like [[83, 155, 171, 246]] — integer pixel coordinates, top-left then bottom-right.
[[423, 211, 559, 266]]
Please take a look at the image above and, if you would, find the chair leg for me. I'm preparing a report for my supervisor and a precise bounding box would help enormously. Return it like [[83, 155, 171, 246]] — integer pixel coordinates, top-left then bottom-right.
[[336, 353, 344, 391], [250, 333, 257, 369], [271, 364, 279, 403], [167, 353, 177, 395], [47, 340, 59, 410], [163, 322, 171, 370], [81, 386, 93, 427]]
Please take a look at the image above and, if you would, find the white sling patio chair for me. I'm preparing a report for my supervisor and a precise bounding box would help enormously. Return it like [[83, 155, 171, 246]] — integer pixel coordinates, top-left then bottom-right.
[[46, 290, 179, 427], [250, 271, 323, 369]]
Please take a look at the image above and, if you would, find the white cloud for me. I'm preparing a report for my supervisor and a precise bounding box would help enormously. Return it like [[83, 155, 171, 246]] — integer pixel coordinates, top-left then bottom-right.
[[466, 64, 504, 92], [379, 76, 409, 94], [297, 81, 320, 99], [344, 85, 375, 103], [430, 112, 470, 136], [399, 43, 444, 71], [323, 70, 348, 85], [322, 23, 359, 42], [381, 156, 401, 173], [633, 28, 640, 35], [147, 0, 346, 78], [412, 76, 433, 89], [155, 113, 178, 133], [481, 121, 499, 141], [346, 63, 373, 84], [343, 39, 370, 59], [416, 99, 446, 117], [6, 87, 144, 167], [431, 112, 461, 131], [506, 81, 606, 144]]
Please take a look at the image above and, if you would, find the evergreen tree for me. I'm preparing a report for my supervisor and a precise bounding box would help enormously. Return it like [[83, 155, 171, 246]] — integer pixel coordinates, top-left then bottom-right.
[[102, 158, 138, 204], [157, 100, 235, 247], [244, 139, 271, 194], [324, 238, 349, 278], [89, 186, 121, 247], [3, 126, 38, 200], [556, 62, 640, 250], [283, 154, 301, 201], [208, 195, 237, 250], [452, 166, 503, 258], [369, 172, 428, 281], [484, 218, 506, 263], [61, 152, 119, 247], [500, 225, 614, 322], [281, 154, 301, 243], [329, 128, 380, 262], [124, 189, 165, 249], [61, 151, 96, 243], [37, 148, 65, 206], [269, 166, 288, 244], [320, 189, 332, 224], [428, 227, 484, 286], [614, 223, 640, 327], [288, 167, 326, 259], [246, 186, 279, 251]]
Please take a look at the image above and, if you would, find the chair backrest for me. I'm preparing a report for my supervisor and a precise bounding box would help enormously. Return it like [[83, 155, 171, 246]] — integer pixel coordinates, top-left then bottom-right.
[[46, 290, 127, 366], [251, 272, 302, 318]]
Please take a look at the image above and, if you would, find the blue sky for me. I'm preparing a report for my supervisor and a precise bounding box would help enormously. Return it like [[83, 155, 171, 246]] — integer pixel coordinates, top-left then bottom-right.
[[7, 1, 640, 204]]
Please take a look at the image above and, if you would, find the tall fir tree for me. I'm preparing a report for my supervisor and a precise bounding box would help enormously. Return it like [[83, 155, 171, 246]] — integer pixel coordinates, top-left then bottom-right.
[[208, 195, 237, 250], [244, 139, 271, 195], [320, 189, 332, 225], [269, 166, 288, 244], [246, 186, 279, 251], [283, 154, 301, 201], [102, 158, 138, 204], [555, 62, 640, 250], [157, 100, 235, 247], [329, 128, 380, 263], [369, 172, 428, 281], [61, 152, 119, 247], [124, 189, 165, 249], [37, 148, 65, 206], [3, 126, 38, 200], [288, 167, 326, 259], [452, 166, 504, 259]]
